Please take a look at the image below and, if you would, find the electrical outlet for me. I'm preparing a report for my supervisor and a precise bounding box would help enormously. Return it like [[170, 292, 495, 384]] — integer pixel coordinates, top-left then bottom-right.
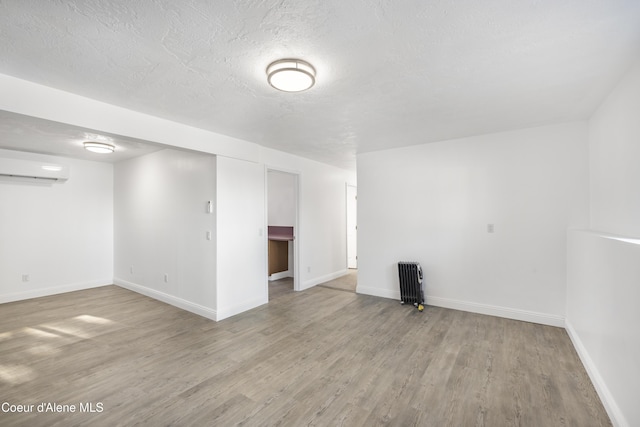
[[130, 266, 134, 274], [487, 224, 494, 233], [22, 274, 30, 282], [307, 266, 311, 273]]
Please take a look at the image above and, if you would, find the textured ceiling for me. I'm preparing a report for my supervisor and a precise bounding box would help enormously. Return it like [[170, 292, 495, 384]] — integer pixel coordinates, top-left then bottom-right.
[[1, 0, 639, 169]]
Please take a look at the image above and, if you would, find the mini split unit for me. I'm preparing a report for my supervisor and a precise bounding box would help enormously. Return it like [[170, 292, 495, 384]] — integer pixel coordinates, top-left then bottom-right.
[[0, 157, 70, 182]]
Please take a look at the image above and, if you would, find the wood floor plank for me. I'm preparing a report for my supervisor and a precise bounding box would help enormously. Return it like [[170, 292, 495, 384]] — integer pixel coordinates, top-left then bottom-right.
[[0, 284, 611, 426]]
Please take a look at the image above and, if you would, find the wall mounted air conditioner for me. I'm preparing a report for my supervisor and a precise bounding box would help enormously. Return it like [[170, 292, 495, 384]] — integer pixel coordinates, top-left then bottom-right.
[[0, 157, 70, 182]]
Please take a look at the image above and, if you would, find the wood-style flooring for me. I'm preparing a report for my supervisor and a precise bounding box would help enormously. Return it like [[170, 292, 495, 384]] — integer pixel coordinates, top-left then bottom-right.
[[317, 269, 357, 293], [0, 282, 610, 426]]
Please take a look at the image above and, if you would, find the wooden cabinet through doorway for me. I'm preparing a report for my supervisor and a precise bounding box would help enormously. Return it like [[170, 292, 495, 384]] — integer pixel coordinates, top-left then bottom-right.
[[268, 240, 289, 275]]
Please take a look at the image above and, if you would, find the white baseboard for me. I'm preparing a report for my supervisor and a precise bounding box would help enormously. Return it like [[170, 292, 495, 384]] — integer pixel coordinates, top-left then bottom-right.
[[356, 286, 564, 327], [356, 285, 399, 300], [301, 269, 349, 291], [565, 320, 627, 427], [215, 296, 268, 321], [427, 296, 565, 327], [114, 278, 218, 321], [0, 279, 112, 304], [268, 270, 293, 281]]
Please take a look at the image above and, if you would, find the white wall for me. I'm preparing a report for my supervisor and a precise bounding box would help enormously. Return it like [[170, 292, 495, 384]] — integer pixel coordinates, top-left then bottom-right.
[[216, 156, 266, 319], [566, 58, 640, 427], [261, 147, 357, 289], [1, 72, 357, 290], [0, 74, 357, 305], [215, 150, 355, 317], [566, 231, 639, 427], [0, 74, 260, 163], [346, 184, 358, 269], [113, 149, 217, 319], [267, 170, 296, 226], [357, 122, 589, 326], [589, 59, 640, 237], [0, 149, 113, 302]]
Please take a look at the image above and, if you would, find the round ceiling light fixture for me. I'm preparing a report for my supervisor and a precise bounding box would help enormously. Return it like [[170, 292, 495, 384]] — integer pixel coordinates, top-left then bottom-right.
[[84, 141, 115, 154], [266, 59, 316, 92]]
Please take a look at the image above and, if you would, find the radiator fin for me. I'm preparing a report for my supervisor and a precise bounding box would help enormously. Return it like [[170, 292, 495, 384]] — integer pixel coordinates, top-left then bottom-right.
[[398, 262, 424, 306]]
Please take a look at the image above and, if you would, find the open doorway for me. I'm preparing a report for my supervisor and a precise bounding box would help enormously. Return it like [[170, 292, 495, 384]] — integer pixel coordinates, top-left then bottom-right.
[[346, 184, 358, 292], [266, 169, 299, 300], [346, 184, 357, 269], [313, 184, 358, 294]]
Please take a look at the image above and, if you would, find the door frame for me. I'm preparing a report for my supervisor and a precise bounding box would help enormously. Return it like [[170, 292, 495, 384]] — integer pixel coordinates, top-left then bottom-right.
[[265, 167, 301, 293], [346, 184, 358, 269]]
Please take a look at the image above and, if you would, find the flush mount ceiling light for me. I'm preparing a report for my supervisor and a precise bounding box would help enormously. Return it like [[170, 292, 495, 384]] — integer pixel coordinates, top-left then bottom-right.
[[267, 59, 316, 92], [84, 141, 115, 154]]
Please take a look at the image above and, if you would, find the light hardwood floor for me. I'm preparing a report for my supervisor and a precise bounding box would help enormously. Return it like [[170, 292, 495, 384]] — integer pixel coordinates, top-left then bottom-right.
[[0, 283, 610, 426], [317, 269, 357, 293]]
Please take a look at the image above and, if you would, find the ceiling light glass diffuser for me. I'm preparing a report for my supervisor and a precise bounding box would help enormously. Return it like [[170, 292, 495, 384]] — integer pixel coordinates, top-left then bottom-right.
[[84, 141, 115, 154], [267, 59, 316, 92]]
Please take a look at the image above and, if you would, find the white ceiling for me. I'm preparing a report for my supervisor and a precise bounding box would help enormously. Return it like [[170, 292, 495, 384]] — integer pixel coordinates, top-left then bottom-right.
[[1, 0, 639, 170], [0, 110, 164, 163]]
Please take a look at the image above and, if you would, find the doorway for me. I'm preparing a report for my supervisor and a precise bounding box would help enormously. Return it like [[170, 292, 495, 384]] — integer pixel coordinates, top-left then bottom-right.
[[346, 184, 357, 269], [266, 169, 299, 299]]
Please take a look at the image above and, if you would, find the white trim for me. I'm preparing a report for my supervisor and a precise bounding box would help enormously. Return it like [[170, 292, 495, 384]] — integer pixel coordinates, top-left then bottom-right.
[[215, 296, 268, 321], [293, 173, 300, 292], [265, 166, 301, 292], [356, 285, 398, 300], [355, 286, 564, 327], [0, 279, 111, 304], [346, 183, 358, 269], [565, 320, 627, 427], [268, 270, 293, 281], [569, 228, 640, 246], [114, 278, 218, 321], [427, 296, 565, 327], [301, 269, 349, 291]]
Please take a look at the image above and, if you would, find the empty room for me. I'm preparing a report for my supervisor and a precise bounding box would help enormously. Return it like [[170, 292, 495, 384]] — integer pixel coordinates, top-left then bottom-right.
[[1, 1, 639, 426]]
